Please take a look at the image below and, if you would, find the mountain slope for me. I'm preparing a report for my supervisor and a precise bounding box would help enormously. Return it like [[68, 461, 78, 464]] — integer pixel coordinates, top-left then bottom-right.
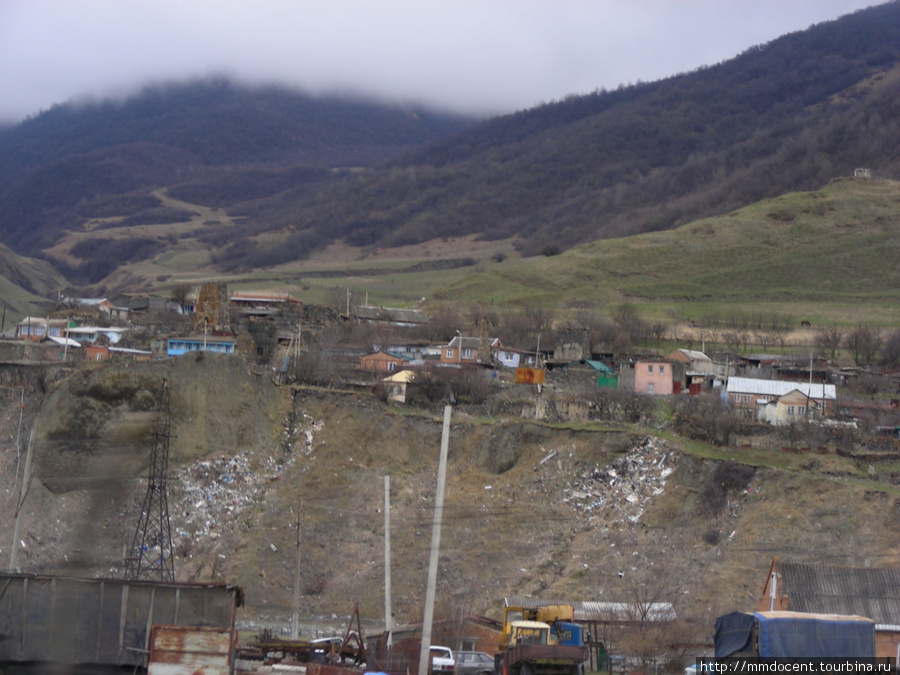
[[0, 80, 478, 270], [433, 177, 900, 314], [2, 3, 900, 289], [0, 242, 68, 325], [247, 1, 900, 260], [2, 360, 898, 632]]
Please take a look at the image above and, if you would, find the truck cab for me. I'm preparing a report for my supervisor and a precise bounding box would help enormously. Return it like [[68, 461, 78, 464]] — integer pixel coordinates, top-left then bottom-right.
[[509, 621, 552, 646]]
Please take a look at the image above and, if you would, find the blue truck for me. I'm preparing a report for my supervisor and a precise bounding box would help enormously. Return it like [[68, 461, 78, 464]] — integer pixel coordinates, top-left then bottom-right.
[[714, 610, 876, 658]]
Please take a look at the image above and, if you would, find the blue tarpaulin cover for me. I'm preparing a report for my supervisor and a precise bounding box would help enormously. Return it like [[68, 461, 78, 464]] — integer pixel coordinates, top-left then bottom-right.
[[753, 611, 875, 658], [714, 612, 756, 657]]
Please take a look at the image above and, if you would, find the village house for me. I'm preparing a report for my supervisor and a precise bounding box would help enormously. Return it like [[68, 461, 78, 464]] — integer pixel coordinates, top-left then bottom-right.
[[354, 305, 428, 328], [15, 317, 71, 341], [726, 376, 836, 423], [85, 345, 153, 362], [359, 350, 412, 372], [490, 338, 541, 369], [374, 340, 438, 362], [440, 335, 497, 366], [759, 558, 900, 661], [632, 360, 674, 395], [666, 348, 722, 394], [64, 325, 129, 345], [230, 290, 302, 317], [739, 353, 830, 383], [166, 336, 236, 356], [382, 369, 415, 403], [61, 297, 115, 314]]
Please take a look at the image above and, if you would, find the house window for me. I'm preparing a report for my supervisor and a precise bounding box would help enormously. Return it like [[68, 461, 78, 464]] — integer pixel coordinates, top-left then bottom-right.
[[659, 365, 665, 374], [648, 383, 655, 394], [462, 348, 474, 359], [798, 406, 806, 416], [648, 365, 653, 373], [388, 362, 396, 371], [788, 406, 795, 416], [446, 349, 454, 360]]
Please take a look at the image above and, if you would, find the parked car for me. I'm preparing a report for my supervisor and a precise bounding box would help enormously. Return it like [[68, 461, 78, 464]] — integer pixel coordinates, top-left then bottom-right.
[[455, 650, 495, 675], [430, 645, 456, 675]]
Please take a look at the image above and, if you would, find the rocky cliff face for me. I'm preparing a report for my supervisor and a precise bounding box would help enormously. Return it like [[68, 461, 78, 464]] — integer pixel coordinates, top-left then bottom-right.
[[1, 354, 899, 637]]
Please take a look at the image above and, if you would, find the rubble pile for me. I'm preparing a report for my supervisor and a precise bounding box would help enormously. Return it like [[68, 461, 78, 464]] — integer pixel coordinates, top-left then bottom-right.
[[172, 452, 284, 541], [172, 411, 323, 542], [563, 436, 673, 523]]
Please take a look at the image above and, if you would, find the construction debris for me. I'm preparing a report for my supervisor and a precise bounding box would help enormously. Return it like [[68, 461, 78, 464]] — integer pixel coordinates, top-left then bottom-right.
[[563, 436, 672, 523]]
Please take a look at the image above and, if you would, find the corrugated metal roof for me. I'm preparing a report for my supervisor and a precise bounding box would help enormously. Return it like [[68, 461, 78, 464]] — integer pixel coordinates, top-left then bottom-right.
[[356, 306, 428, 324], [504, 597, 676, 622], [778, 561, 900, 625], [727, 377, 836, 400], [583, 360, 616, 374], [674, 349, 712, 362]]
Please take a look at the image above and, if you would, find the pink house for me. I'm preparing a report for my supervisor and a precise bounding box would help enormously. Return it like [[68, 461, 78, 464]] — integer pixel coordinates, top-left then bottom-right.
[[633, 360, 673, 395]]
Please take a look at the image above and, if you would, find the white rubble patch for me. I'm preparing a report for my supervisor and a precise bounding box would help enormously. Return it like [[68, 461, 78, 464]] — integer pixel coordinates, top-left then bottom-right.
[[172, 410, 323, 542], [563, 436, 673, 523]]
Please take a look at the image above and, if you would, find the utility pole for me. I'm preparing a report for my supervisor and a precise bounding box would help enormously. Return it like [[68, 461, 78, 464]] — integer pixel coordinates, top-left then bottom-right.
[[9, 430, 34, 572], [418, 406, 452, 675], [384, 475, 393, 646], [292, 501, 302, 639]]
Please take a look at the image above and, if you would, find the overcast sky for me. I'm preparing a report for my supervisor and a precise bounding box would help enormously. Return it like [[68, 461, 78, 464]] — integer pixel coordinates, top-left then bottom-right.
[[0, 0, 883, 124]]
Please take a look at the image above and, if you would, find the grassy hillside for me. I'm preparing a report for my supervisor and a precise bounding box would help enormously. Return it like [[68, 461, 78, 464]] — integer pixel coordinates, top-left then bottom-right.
[[81, 177, 900, 330], [431, 177, 900, 325], [0, 242, 68, 324]]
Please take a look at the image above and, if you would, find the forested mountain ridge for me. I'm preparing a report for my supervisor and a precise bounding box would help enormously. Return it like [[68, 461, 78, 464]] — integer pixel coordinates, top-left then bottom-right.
[[0, 80, 478, 269], [1, 2, 899, 288], [254, 0, 900, 261]]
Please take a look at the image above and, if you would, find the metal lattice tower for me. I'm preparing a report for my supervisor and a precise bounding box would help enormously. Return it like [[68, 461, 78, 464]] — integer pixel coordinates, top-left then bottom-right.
[[124, 379, 175, 582]]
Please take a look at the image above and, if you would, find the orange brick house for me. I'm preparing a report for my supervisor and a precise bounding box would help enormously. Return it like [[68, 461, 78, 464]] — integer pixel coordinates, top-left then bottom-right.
[[359, 350, 410, 372]]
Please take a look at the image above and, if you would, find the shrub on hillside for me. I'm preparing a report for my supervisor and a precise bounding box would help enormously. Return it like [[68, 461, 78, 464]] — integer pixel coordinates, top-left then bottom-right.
[[673, 392, 743, 446], [585, 388, 656, 424], [405, 367, 493, 408], [700, 461, 755, 516]]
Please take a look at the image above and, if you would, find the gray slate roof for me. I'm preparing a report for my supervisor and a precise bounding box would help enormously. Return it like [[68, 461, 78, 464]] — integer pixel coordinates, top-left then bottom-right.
[[778, 561, 900, 628]]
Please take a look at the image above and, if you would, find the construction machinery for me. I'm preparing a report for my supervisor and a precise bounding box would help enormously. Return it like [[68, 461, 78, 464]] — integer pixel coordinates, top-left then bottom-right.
[[495, 605, 587, 675]]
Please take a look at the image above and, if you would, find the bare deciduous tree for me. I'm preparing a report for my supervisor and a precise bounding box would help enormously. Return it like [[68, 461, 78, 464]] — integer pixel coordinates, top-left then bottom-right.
[[883, 330, 900, 366], [844, 324, 881, 366], [814, 326, 843, 362], [603, 561, 693, 669], [673, 393, 743, 446]]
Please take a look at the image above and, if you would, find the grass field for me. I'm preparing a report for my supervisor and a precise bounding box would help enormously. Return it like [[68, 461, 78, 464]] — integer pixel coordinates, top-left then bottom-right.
[[98, 177, 900, 330]]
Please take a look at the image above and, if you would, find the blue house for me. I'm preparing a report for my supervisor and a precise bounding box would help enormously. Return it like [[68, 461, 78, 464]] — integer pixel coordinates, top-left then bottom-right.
[[166, 336, 236, 356]]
